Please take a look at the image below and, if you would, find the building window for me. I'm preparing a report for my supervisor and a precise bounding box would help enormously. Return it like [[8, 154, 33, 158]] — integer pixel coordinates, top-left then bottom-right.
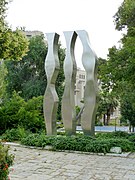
[[27, 35, 32, 38], [79, 74, 85, 79]]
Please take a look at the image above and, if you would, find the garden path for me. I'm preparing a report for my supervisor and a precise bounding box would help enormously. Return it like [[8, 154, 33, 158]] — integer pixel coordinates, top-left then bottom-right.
[[7, 143, 135, 180]]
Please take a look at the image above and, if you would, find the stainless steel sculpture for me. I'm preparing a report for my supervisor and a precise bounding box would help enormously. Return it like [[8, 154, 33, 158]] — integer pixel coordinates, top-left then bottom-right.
[[44, 30, 98, 136], [43, 33, 60, 135], [62, 31, 77, 135], [76, 30, 98, 135]]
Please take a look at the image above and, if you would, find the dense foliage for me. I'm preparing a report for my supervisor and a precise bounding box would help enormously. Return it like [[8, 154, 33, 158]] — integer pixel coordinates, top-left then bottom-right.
[[5, 35, 65, 99], [0, 20, 65, 133], [19, 132, 135, 153], [0, 0, 29, 102], [0, 92, 44, 134], [5, 35, 65, 120], [114, 0, 135, 30], [0, 0, 29, 61], [0, 60, 7, 99], [5, 35, 47, 99], [97, 0, 135, 128], [1, 130, 135, 153]]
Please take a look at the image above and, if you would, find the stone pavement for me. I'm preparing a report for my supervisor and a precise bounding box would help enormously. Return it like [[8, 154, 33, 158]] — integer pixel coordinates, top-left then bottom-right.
[[7, 144, 135, 180]]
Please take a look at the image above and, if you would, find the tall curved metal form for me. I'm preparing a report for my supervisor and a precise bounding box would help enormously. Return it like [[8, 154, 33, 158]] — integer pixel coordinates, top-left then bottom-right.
[[43, 33, 60, 135], [62, 31, 77, 135], [76, 30, 98, 136]]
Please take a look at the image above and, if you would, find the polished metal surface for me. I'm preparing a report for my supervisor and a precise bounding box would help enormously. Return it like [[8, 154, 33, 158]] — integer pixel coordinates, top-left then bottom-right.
[[43, 33, 60, 135], [76, 30, 98, 136], [62, 31, 77, 135], [44, 30, 98, 136]]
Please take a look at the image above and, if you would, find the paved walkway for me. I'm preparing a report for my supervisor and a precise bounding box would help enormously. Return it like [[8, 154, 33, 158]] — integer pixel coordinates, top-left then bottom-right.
[[7, 144, 135, 180]]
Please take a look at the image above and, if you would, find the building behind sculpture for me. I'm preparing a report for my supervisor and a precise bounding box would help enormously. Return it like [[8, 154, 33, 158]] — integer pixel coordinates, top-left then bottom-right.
[[75, 68, 120, 123], [24, 30, 43, 38], [75, 68, 86, 108]]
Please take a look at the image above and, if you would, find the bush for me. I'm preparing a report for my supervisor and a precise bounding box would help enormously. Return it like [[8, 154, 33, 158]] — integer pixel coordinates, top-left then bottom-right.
[[0, 93, 45, 134], [128, 134, 135, 150], [85, 140, 111, 153], [0, 142, 14, 180], [21, 132, 47, 148], [20, 133, 134, 153], [128, 134, 135, 142], [96, 131, 129, 139], [1, 128, 134, 153], [18, 96, 45, 132], [1, 127, 29, 142], [51, 136, 134, 153], [0, 92, 26, 134], [51, 136, 94, 151]]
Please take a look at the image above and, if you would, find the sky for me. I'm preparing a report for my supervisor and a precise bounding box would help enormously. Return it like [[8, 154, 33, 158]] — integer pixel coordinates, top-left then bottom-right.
[[6, 0, 124, 68]]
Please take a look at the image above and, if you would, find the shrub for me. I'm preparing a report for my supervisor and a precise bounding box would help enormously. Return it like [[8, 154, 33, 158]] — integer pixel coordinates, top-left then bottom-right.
[[112, 131, 129, 138], [0, 93, 45, 134], [51, 136, 134, 153], [85, 140, 111, 153], [128, 134, 135, 150], [104, 138, 134, 152], [51, 136, 94, 151], [128, 134, 135, 142], [15, 96, 45, 132], [21, 133, 47, 148], [1, 127, 29, 142], [20, 134, 134, 153], [0, 143, 14, 180], [0, 92, 26, 133], [96, 131, 129, 139]]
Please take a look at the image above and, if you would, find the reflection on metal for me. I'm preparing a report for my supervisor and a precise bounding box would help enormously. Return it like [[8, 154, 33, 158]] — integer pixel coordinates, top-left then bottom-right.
[[76, 30, 98, 136], [43, 30, 98, 136], [43, 33, 60, 135], [62, 31, 77, 135]]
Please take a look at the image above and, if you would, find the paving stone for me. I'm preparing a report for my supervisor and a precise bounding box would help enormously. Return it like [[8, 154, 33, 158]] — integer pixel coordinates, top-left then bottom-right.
[[5, 144, 135, 180]]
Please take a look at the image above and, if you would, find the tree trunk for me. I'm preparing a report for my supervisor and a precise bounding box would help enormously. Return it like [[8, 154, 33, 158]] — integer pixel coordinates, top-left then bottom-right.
[[129, 122, 131, 132], [106, 109, 111, 125], [103, 114, 106, 125]]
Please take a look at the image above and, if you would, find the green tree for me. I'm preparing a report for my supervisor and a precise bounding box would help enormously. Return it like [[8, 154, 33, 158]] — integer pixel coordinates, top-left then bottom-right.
[[6, 35, 65, 100], [106, 28, 135, 90], [5, 35, 65, 119], [120, 89, 135, 131], [97, 91, 118, 125], [114, 0, 135, 30], [5, 35, 47, 99], [0, 0, 29, 101], [0, 0, 9, 25], [0, 0, 29, 61], [0, 28, 29, 61], [97, 57, 119, 125], [0, 60, 7, 99], [98, 0, 135, 128]]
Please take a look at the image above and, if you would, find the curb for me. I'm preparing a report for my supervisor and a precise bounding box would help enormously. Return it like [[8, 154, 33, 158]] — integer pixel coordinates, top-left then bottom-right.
[[2, 142, 131, 158]]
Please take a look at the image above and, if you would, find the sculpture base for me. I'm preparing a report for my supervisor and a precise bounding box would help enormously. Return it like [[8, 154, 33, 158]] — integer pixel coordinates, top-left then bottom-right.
[[82, 130, 95, 136], [65, 129, 76, 136]]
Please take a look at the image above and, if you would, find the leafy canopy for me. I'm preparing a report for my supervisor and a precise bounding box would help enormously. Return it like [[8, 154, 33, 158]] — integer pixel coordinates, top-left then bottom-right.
[[0, 0, 29, 61], [114, 0, 135, 30]]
